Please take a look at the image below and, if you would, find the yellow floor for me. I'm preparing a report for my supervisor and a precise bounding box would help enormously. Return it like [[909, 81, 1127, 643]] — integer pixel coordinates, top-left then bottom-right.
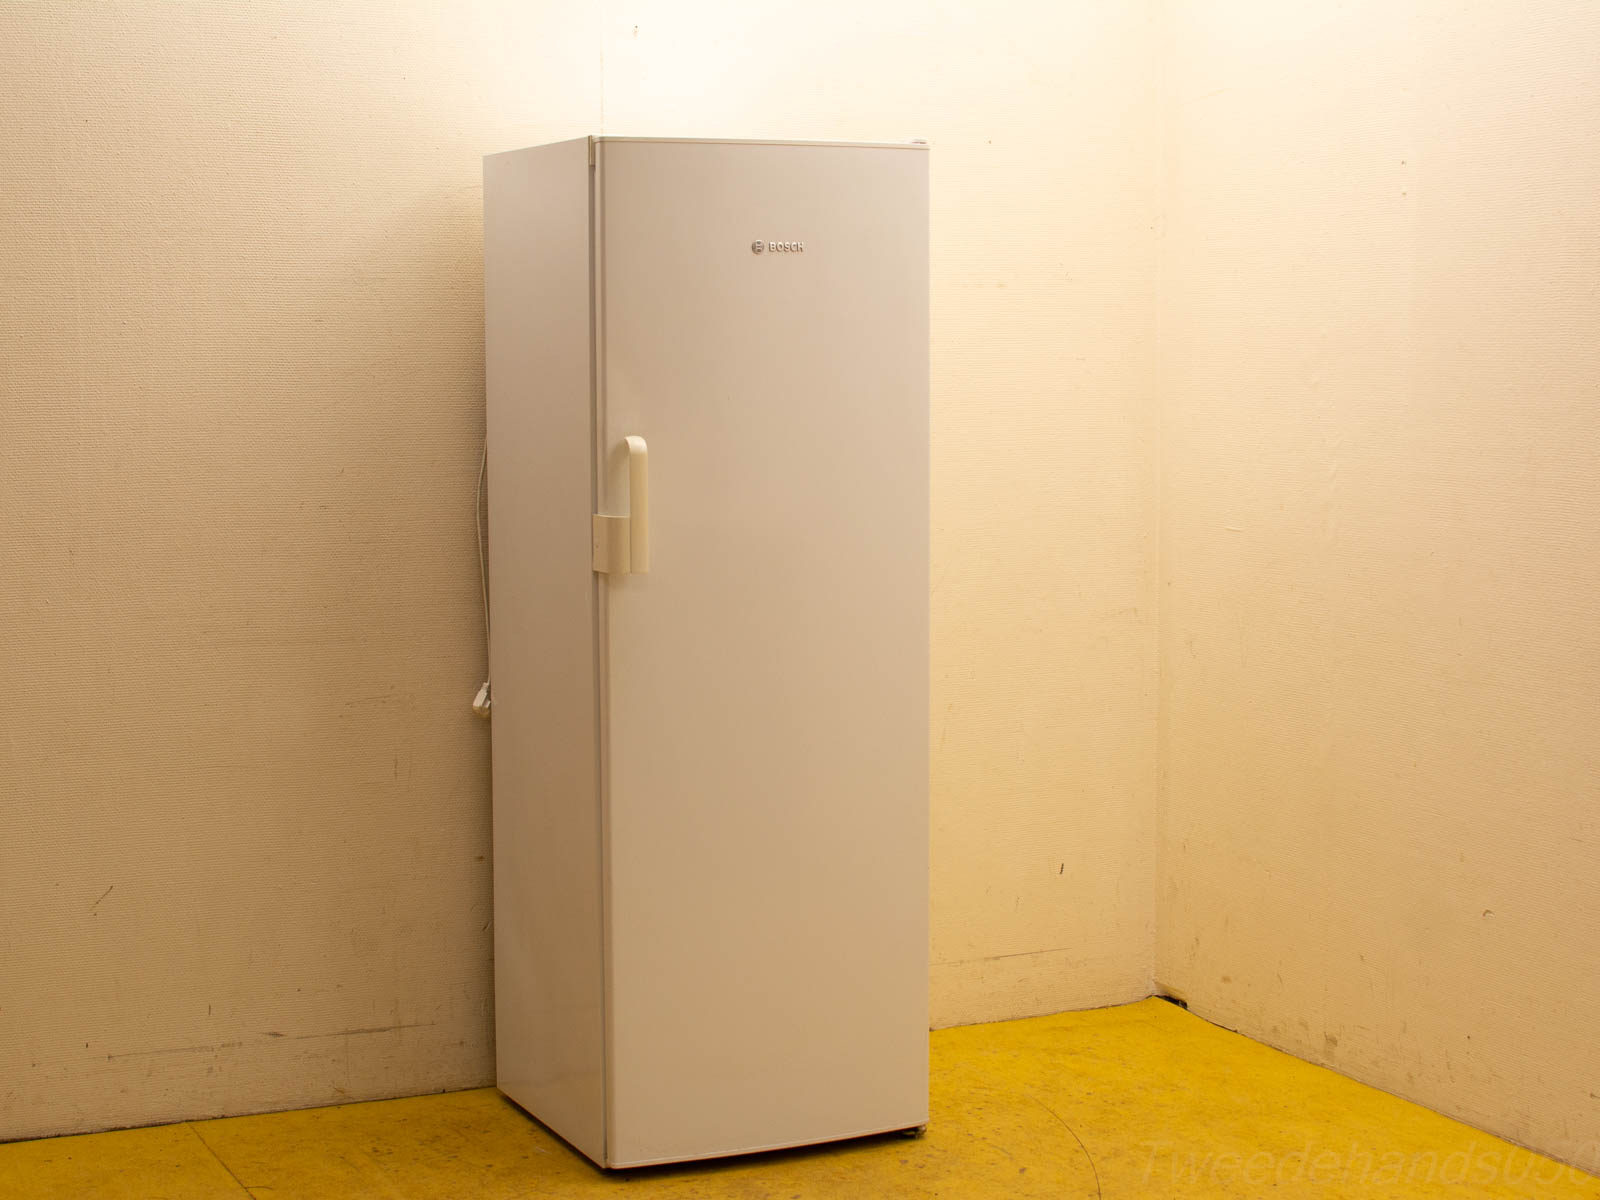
[[4, 999, 1597, 1199]]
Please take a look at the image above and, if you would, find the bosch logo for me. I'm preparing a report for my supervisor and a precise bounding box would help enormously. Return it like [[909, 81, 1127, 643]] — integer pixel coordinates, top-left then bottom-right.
[[751, 239, 805, 254]]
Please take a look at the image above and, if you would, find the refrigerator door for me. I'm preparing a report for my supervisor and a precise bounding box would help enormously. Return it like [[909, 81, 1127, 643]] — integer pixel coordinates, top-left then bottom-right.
[[596, 139, 929, 1167]]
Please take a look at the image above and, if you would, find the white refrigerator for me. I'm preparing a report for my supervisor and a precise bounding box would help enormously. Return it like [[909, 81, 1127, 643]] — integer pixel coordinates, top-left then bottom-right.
[[483, 136, 928, 1169]]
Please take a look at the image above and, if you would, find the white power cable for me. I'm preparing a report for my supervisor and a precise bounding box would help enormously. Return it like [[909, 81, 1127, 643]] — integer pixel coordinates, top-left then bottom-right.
[[476, 438, 490, 643], [472, 438, 492, 718]]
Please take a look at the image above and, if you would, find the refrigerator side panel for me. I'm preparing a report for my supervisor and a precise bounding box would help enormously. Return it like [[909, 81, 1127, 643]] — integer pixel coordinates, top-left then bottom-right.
[[483, 137, 605, 1163], [599, 140, 930, 1167]]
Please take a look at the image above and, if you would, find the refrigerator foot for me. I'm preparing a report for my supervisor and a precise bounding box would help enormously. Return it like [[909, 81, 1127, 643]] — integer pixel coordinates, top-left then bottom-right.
[[898, 1125, 928, 1139]]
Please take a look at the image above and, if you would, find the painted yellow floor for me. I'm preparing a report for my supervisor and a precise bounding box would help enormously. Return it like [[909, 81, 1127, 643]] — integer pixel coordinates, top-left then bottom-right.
[[4, 999, 1597, 1199]]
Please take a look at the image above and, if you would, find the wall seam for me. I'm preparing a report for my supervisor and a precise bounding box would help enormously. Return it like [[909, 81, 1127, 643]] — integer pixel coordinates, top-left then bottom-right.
[[1150, 0, 1176, 1001]]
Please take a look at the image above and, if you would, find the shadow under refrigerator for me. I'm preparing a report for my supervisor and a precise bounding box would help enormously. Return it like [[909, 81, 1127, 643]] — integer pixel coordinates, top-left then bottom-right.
[[483, 136, 929, 1168]]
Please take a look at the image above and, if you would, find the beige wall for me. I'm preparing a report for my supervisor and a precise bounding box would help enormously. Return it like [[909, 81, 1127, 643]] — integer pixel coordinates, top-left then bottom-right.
[[1, 1, 1160, 1138], [0, 0, 602, 1142], [1156, 0, 1600, 1174]]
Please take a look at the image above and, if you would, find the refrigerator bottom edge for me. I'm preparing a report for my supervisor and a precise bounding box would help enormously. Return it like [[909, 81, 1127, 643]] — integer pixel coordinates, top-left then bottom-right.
[[603, 1112, 933, 1170]]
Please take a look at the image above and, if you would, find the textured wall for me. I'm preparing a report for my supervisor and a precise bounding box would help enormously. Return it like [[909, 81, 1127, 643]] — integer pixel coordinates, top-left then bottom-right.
[[1156, 0, 1600, 1174], [2, 0, 1160, 1138], [0, 0, 599, 1140]]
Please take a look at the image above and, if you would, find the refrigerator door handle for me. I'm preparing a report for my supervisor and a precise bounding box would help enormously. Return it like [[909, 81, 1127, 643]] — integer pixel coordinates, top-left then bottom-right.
[[623, 435, 650, 573], [592, 435, 650, 575]]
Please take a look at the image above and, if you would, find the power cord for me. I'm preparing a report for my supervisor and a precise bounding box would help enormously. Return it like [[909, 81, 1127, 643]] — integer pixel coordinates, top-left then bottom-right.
[[472, 438, 492, 719]]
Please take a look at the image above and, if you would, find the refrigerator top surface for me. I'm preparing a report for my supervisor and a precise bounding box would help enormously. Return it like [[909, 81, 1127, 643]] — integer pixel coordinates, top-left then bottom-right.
[[593, 136, 926, 148], [485, 137, 927, 161]]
